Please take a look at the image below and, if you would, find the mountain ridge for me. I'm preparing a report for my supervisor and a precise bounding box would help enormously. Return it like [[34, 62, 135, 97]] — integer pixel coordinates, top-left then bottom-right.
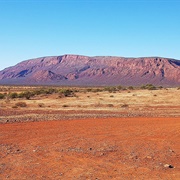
[[0, 54, 180, 87]]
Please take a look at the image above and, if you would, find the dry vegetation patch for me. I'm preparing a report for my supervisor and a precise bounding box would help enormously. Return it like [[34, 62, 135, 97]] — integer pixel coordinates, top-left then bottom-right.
[[0, 85, 180, 122]]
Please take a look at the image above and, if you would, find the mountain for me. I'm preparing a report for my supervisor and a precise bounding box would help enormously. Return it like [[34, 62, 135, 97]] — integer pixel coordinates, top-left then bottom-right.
[[0, 54, 180, 86]]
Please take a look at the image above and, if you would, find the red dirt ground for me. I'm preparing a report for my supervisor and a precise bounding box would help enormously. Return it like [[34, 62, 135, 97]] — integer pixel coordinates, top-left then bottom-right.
[[0, 117, 180, 180]]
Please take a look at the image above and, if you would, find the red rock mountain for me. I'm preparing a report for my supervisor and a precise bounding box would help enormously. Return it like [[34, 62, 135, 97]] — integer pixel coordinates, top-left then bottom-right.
[[0, 55, 180, 86]]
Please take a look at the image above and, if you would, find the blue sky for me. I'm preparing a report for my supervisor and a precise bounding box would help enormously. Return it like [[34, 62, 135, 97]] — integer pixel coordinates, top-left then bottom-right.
[[0, 0, 180, 70]]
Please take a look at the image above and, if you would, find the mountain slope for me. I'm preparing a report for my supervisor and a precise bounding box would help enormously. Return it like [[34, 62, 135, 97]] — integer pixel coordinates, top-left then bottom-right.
[[0, 55, 180, 86]]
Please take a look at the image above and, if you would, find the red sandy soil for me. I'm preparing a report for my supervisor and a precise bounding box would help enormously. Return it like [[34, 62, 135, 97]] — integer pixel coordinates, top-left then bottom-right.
[[0, 117, 180, 180]]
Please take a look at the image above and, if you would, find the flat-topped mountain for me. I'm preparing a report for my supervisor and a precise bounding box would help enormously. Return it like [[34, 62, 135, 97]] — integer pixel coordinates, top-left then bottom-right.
[[0, 55, 180, 86]]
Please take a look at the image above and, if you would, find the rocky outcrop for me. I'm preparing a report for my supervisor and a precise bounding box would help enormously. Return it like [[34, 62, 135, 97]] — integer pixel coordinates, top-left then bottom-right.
[[0, 55, 179, 86]]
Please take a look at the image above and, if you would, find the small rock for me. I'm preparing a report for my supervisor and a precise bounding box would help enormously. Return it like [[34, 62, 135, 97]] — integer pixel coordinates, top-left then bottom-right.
[[169, 149, 175, 153], [164, 164, 174, 168], [164, 164, 170, 168], [100, 152, 105, 156], [146, 156, 152, 159], [59, 173, 63, 176], [169, 165, 174, 168]]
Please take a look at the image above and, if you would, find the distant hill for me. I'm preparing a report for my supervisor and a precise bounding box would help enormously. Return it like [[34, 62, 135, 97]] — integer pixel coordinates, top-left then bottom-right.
[[0, 54, 180, 87]]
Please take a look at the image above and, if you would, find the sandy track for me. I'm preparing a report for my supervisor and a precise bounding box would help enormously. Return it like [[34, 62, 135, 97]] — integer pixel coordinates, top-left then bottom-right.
[[0, 117, 179, 179]]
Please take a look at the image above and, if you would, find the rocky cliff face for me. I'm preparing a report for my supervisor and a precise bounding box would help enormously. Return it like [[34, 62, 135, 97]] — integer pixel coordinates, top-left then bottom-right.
[[0, 55, 180, 86]]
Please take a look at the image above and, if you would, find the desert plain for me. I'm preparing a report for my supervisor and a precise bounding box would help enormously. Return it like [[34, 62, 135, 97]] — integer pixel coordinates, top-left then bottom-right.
[[0, 86, 180, 179]]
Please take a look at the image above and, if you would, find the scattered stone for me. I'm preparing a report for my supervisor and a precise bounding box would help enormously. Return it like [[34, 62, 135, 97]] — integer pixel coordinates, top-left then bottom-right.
[[146, 156, 152, 159], [100, 152, 105, 156], [164, 164, 174, 168], [169, 149, 175, 153], [164, 164, 169, 168]]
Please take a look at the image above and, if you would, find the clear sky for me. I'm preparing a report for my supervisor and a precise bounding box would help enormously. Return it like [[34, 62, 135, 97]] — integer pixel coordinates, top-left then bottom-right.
[[0, 0, 180, 70]]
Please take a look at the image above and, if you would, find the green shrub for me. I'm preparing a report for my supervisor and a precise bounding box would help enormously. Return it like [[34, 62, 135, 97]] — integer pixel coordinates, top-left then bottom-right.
[[18, 91, 34, 99], [140, 85, 146, 89], [92, 88, 102, 93], [128, 86, 134, 90], [59, 89, 74, 97], [104, 86, 117, 93], [33, 88, 58, 95], [9, 92, 18, 99], [141, 84, 156, 90], [45, 88, 58, 94], [86, 88, 93, 92], [117, 85, 123, 90], [147, 85, 156, 90], [0, 93, 5, 99], [33, 89, 46, 95]]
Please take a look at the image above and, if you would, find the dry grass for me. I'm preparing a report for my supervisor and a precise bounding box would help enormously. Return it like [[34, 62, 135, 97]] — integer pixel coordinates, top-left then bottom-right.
[[0, 86, 180, 117]]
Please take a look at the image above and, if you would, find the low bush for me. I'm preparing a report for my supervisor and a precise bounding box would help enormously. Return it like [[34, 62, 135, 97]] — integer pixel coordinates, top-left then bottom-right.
[[44, 88, 58, 94], [86, 88, 93, 92], [18, 91, 34, 99], [15, 102, 27, 107], [107, 104, 114, 107], [104, 86, 117, 93], [59, 89, 75, 97], [9, 92, 18, 99], [128, 86, 134, 90], [91, 88, 103, 93], [141, 84, 157, 90], [117, 85, 123, 90], [0, 93, 5, 99], [62, 104, 69, 107], [33, 89, 46, 95]]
